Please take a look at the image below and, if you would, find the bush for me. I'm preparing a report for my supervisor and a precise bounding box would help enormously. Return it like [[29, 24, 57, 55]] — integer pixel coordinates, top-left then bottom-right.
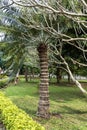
[[0, 80, 6, 89], [0, 92, 45, 130], [0, 76, 8, 89]]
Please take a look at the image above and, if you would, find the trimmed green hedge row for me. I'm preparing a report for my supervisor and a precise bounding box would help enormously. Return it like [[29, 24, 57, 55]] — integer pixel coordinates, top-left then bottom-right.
[[0, 92, 45, 130]]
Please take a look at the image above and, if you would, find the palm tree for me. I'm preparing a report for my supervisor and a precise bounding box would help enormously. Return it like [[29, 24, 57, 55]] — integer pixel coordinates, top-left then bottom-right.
[[37, 43, 50, 118], [0, 3, 50, 118]]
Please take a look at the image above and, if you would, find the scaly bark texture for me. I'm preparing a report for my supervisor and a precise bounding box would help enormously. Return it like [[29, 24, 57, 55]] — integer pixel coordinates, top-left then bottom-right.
[[37, 43, 50, 118]]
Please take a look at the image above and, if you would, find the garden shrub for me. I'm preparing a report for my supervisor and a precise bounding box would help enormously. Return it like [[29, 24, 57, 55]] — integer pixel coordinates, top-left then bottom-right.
[[0, 92, 45, 130], [0, 80, 6, 88], [0, 76, 8, 89]]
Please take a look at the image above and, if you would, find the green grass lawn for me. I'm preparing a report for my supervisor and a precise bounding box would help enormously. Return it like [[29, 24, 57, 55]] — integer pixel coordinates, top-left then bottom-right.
[[1, 79, 87, 130]]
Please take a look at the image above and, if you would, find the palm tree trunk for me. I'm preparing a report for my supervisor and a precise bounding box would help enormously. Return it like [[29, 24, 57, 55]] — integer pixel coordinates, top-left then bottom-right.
[[37, 43, 50, 118]]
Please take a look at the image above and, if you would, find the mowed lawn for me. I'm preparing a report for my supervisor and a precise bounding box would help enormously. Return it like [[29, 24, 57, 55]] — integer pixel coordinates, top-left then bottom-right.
[[1, 79, 87, 130]]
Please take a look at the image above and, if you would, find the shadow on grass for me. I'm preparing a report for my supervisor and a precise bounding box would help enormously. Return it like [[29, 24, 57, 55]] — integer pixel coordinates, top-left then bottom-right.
[[49, 86, 85, 102], [20, 107, 37, 116], [50, 105, 87, 124], [59, 106, 87, 114]]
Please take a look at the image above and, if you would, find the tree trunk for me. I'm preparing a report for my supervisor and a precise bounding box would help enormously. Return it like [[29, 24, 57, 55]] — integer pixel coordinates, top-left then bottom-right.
[[56, 68, 62, 83], [67, 73, 71, 83], [14, 69, 20, 85], [37, 43, 50, 118], [32, 68, 34, 79], [25, 66, 28, 82]]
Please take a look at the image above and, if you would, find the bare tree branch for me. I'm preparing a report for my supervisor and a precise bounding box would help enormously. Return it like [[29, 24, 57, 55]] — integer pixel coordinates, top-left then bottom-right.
[[71, 58, 87, 67], [62, 38, 87, 42], [0, 1, 14, 9], [12, 0, 87, 17], [59, 53, 87, 95], [80, 0, 87, 8], [64, 42, 87, 52], [50, 44, 87, 95]]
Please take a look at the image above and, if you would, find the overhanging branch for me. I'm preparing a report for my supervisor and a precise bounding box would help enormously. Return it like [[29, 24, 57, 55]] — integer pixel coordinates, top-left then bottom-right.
[[71, 58, 87, 67], [80, 0, 87, 8], [12, 0, 87, 17], [62, 38, 87, 42], [0, 1, 14, 9]]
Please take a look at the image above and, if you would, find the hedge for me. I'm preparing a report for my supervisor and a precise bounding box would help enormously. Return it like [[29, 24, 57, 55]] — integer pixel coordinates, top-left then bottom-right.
[[0, 92, 45, 130], [0, 76, 8, 89], [0, 80, 7, 89]]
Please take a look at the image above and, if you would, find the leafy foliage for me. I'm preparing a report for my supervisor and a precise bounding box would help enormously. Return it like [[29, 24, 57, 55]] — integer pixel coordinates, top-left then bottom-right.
[[0, 79, 7, 88], [0, 92, 45, 130], [0, 75, 8, 89], [2, 79, 87, 130]]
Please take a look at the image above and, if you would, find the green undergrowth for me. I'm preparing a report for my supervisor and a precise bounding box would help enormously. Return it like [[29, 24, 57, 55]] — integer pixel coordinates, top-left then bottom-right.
[[1, 79, 87, 130], [0, 76, 8, 89], [0, 91, 45, 130]]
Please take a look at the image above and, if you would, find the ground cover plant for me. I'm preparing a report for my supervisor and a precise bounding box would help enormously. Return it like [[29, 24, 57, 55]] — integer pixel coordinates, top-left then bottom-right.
[[1, 78, 87, 130], [0, 91, 45, 130]]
